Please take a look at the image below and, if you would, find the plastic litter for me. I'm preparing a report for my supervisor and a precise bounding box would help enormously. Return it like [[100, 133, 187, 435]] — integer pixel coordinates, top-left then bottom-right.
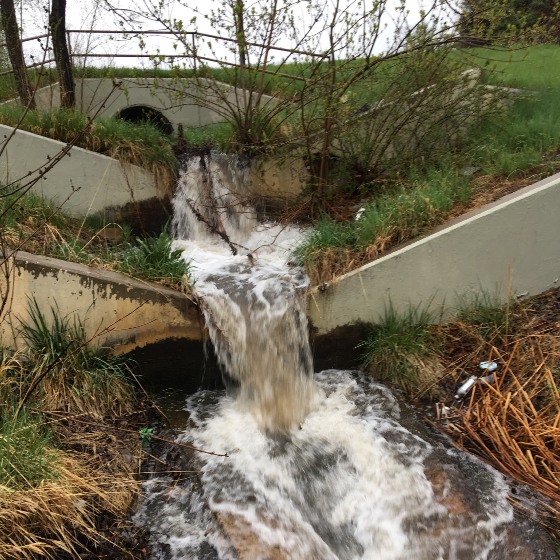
[[454, 361, 498, 399], [454, 375, 478, 399]]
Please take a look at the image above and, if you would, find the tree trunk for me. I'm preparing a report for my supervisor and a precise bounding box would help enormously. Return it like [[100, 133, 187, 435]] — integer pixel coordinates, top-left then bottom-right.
[[233, 0, 247, 68], [49, 0, 75, 108], [0, 0, 35, 108]]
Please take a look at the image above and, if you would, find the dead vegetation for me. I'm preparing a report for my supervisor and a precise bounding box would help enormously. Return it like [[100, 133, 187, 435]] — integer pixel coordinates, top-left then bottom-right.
[[0, 316, 148, 559], [361, 287, 560, 534], [0, 448, 139, 560], [433, 288, 560, 534]]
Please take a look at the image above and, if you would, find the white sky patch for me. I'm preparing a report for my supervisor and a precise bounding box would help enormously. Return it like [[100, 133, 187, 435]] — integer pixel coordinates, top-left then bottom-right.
[[17, 0, 457, 70]]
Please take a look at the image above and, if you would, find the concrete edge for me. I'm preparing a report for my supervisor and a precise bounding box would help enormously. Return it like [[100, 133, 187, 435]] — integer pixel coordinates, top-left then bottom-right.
[[307, 171, 560, 336]]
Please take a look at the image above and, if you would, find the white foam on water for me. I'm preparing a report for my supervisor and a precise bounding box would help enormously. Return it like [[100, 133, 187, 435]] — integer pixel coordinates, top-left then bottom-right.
[[164, 370, 513, 560], [172, 154, 315, 432]]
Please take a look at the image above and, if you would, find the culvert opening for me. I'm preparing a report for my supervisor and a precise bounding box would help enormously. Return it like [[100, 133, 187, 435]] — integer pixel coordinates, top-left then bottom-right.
[[116, 105, 174, 135]]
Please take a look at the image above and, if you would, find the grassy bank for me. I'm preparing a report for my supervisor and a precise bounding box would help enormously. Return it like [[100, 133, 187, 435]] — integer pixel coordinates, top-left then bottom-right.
[[0, 192, 191, 289], [0, 107, 177, 188], [295, 44, 560, 284], [0, 303, 146, 559]]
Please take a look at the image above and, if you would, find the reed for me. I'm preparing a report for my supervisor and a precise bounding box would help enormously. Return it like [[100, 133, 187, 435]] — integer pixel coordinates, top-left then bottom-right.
[[439, 303, 560, 533]]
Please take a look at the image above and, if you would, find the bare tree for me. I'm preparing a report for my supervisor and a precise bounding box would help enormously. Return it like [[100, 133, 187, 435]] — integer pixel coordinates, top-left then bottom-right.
[[100, 0, 498, 206], [50, 0, 75, 108], [0, 0, 35, 107]]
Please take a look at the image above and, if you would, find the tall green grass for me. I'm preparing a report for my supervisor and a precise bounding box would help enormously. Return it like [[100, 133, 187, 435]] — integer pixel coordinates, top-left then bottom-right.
[[117, 228, 191, 286], [18, 299, 134, 418], [0, 351, 57, 490], [456, 291, 514, 340], [360, 303, 442, 396], [0, 407, 58, 489], [466, 89, 560, 176]]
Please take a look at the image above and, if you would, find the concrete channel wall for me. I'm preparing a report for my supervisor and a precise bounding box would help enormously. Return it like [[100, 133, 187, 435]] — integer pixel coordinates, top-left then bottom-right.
[[0, 125, 306, 223], [0, 124, 162, 220], [1, 251, 204, 356], [307, 172, 560, 335]]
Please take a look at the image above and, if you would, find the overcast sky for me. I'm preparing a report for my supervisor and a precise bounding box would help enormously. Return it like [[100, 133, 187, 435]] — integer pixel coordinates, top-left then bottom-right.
[[19, 0, 453, 69]]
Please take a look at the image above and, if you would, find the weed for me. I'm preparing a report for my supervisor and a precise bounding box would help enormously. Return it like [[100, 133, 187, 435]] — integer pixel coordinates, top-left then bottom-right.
[[117, 228, 191, 288], [360, 303, 443, 396], [139, 427, 154, 448], [18, 299, 134, 418]]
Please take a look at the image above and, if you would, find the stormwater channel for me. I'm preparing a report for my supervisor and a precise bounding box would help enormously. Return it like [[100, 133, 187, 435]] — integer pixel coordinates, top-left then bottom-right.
[[132, 154, 555, 560]]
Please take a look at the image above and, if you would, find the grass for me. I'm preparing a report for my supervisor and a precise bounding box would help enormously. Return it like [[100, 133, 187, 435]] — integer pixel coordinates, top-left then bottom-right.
[[295, 167, 473, 284], [182, 121, 235, 150], [117, 228, 191, 287], [0, 106, 177, 187], [295, 44, 560, 284], [467, 44, 560, 90], [360, 304, 443, 397], [359, 291, 520, 399], [0, 301, 143, 559], [456, 290, 513, 340], [0, 406, 58, 489], [0, 191, 191, 290]]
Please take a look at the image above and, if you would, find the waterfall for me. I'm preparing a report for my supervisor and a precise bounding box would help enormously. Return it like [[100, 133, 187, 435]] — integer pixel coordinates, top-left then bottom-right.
[[172, 153, 317, 432], [132, 153, 547, 560]]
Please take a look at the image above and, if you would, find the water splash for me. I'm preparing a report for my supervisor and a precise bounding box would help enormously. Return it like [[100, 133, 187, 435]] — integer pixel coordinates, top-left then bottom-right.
[[136, 371, 519, 560]]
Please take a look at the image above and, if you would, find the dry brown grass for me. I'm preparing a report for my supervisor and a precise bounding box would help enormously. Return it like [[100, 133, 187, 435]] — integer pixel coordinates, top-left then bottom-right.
[[304, 239, 394, 286], [0, 444, 139, 560], [0, 349, 144, 559], [438, 305, 560, 532]]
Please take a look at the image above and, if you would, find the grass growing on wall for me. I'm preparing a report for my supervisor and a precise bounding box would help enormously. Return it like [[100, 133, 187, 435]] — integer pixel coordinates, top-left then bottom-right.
[[294, 167, 473, 284], [0, 106, 177, 187], [0, 191, 191, 290]]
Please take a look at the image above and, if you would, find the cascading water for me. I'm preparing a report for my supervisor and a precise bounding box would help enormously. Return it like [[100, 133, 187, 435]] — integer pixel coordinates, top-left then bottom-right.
[[171, 153, 317, 432], [133, 153, 553, 560]]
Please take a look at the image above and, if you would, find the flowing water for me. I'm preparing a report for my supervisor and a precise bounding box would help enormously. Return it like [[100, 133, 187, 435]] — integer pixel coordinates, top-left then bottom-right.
[[134, 154, 550, 560]]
